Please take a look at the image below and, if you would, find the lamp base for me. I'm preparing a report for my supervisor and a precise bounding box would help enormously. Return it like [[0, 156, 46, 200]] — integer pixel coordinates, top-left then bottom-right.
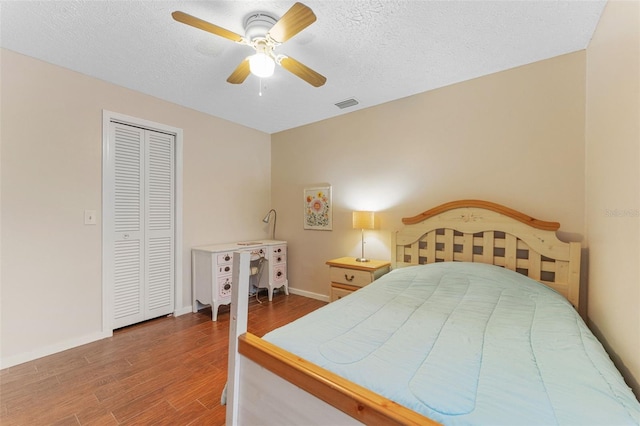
[[355, 257, 370, 262]]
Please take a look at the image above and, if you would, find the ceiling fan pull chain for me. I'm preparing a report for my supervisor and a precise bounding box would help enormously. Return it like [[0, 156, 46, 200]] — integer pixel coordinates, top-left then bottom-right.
[[259, 77, 263, 96]]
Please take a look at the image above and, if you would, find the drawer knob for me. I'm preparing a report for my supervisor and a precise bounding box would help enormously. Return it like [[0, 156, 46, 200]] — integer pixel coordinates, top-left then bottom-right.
[[224, 255, 231, 261], [224, 266, 230, 272], [345, 274, 354, 282]]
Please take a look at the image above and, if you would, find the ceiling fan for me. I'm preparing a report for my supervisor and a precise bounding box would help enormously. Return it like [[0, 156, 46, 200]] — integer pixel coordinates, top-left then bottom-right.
[[172, 2, 326, 87]]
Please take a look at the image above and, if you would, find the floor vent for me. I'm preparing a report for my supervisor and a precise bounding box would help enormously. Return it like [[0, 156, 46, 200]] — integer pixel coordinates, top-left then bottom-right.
[[335, 98, 359, 109]]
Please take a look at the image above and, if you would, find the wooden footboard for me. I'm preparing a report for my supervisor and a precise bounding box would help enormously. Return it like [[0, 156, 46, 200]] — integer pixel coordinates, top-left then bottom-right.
[[226, 251, 439, 426], [238, 332, 439, 425]]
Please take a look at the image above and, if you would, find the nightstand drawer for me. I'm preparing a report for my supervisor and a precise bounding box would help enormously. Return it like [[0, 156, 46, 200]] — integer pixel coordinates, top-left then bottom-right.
[[330, 284, 355, 301], [330, 267, 372, 288]]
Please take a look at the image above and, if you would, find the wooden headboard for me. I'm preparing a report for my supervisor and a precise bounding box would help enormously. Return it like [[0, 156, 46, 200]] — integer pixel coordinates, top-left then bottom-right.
[[391, 200, 582, 310]]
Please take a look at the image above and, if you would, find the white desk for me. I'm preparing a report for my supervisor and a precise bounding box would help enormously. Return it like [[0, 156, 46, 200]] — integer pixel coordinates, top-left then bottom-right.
[[191, 240, 288, 321]]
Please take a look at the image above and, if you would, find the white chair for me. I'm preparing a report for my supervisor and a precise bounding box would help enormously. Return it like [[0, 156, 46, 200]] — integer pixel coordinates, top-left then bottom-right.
[[249, 253, 266, 302]]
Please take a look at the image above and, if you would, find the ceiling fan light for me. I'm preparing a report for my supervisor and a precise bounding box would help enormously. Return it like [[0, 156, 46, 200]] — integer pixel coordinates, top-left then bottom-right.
[[249, 53, 275, 78]]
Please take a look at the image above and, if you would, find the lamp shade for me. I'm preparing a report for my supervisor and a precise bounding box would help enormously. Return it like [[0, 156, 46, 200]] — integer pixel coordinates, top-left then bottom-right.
[[249, 52, 275, 78], [352, 211, 375, 230]]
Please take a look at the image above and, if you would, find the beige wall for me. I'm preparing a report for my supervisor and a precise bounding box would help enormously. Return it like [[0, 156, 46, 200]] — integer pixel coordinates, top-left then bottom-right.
[[0, 49, 271, 365], [272, 52, 586, 301], [585, 0, 640, 397]]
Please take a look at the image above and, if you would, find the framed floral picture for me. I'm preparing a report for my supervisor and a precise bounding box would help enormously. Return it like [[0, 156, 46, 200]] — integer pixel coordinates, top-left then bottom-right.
[[303, 186, 332, 230]]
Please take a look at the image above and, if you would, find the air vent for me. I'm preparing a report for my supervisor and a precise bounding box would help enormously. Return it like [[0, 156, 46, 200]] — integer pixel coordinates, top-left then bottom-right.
[[335, 98, 359, 109]]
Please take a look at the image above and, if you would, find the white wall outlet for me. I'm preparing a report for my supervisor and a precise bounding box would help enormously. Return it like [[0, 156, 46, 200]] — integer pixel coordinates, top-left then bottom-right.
[[84, 210, 97, 225]]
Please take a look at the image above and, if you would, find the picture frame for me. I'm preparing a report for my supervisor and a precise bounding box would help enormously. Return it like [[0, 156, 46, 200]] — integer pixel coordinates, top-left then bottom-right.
[[303, 186, 332, 230]]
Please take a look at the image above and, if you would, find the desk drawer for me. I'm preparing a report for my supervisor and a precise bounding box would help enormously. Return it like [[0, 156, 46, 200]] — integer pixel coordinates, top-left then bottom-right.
[[329, 267, 372, 288]]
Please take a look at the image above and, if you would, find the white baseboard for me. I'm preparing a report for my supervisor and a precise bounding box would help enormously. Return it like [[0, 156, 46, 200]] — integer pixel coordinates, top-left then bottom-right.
[[173, 305, 193, 317], [0, 330, 113, 370], [288, 287, 330, 303]]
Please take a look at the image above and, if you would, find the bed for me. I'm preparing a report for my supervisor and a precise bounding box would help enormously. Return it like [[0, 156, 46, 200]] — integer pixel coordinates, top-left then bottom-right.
[[225, 200, 640, 425]]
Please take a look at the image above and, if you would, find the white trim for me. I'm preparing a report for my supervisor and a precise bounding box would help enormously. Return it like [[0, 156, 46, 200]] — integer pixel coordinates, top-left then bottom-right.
[[102, 112, 113, 334], [101, 110, 184, 333], [174, 130, 184, 311], [0, 330, 112, 370], [288, 287, 329, 303], [173, 305, 193, 317]]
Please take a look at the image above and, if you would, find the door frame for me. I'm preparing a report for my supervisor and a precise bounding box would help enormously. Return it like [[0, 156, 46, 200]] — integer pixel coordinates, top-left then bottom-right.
[[102, 110, 183, 333]]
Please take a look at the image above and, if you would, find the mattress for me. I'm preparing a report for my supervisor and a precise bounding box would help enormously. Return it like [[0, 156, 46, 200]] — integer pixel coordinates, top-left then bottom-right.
[[263, 262, 640, 425]]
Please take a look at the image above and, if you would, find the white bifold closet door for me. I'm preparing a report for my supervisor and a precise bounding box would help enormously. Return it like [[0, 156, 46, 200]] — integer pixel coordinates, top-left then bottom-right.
[[109, 122, 175, 329]]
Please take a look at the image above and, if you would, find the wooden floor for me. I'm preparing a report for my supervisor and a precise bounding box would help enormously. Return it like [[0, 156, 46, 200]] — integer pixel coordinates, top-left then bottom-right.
[[0, 293, 327, 426]]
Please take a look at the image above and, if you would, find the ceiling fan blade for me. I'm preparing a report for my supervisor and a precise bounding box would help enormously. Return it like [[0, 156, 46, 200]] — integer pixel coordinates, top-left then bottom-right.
[[227, 58, 251, 84], [267, 2, 316, 43], [279, 56, 326, 87], [172, 11, 244, 43]]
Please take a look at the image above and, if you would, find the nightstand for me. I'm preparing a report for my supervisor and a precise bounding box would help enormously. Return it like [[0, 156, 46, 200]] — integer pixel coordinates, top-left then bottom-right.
[[326, 257, 391, 302]]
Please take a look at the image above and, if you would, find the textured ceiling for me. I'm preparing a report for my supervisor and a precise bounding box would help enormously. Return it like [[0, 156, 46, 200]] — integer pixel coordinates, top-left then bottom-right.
[[0, 1, 606, 134]]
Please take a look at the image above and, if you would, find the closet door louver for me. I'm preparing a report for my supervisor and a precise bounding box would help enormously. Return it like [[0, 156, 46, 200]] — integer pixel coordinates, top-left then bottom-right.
[[109, 122, 175, 329], [144, 131, 174, 318], [112, 124, 145, 328]]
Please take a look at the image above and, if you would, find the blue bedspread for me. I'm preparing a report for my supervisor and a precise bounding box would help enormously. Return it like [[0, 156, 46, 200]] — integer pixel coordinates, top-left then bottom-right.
[[263, 262, 640, 425]]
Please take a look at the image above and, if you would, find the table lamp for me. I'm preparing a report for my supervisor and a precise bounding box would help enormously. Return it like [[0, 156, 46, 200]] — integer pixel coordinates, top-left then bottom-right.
[[352, 211, 375, 262]]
